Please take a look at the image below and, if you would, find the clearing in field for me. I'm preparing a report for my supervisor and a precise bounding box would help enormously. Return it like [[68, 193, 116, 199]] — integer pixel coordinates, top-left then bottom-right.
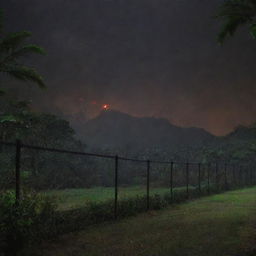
[[30, 187, 256, 256]]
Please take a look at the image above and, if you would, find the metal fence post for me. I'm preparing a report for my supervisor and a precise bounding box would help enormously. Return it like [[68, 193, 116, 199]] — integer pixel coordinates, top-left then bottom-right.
[[186, 162, 189, 199], [207, 163, 210, 195], [246, 168, 249, 186], [232, 164, 236, 188], [245, 168, 247, 186], [253, 167, 255, 186], [170, 161, 174, 201], [243, 168, 245, 186], [248, 168, 250, 186], [215, 162, 218, 190], [247, 168, 250, 186], [244, 168, 246, 186], [198, 163, 201, 194], [250, 167, 253, 186], [252, 167, 254, 186], [224, 163, 228, 190], [245, 168, 248, 186], [15, 139, 21, 205], [252, 167, 256, 185], [147, 160, 150, 210], [114, 155, 118, 219], [239, 166, 242, 187]]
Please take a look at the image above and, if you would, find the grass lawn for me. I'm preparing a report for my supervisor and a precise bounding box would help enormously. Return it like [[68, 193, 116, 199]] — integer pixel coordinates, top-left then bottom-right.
[[32, 187, 256, 256]]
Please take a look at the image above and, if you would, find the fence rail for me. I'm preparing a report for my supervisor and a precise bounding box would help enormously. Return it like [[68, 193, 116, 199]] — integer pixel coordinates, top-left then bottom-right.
[[0, 139, 255, 219]]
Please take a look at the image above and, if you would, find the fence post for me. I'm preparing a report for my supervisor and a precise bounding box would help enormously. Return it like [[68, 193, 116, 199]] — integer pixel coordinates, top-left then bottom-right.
[[245, 168, 248, 186], [239, 166, 242, 187], [246, 168, 249, 186], [250, 168, 253, 186], [207, 163, 210, 195], [170, 161, 174, 201], [247, 168, 250, 186], [252, 167, 254, 186], [245, 168, 247, 186], [232, 164, 236, 188], [15, 139, 21, 205], [147, 160, 150, 211], [248, 168, 250, 186], [114, 155, 118, 220], [198, 163, 201, 195], [215, 162, 218, 191], [253, 167, 255, 186], [244, 168, 246, 186], [186, 162, 189, 199], [224, 163, 228, 190]]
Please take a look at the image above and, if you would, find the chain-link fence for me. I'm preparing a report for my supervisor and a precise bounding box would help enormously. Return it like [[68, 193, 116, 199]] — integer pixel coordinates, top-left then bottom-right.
[[0, 140, 255, 219]]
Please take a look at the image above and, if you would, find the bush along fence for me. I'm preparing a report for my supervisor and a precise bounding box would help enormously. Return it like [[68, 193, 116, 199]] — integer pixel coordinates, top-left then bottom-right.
[[1, 139, 256, 254], [1, 140, 256, 215]]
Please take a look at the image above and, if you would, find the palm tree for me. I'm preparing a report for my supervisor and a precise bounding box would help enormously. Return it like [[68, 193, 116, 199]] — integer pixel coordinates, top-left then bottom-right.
[[217, 0, 256, 43], [0, 9, 46, 94]]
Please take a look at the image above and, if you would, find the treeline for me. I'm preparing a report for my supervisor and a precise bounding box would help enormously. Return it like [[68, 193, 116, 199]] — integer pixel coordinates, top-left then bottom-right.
[[1, 100, 256, 191]]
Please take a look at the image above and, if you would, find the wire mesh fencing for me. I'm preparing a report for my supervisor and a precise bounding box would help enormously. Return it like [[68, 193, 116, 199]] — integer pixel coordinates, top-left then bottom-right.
[[0, 140, 255, 220]]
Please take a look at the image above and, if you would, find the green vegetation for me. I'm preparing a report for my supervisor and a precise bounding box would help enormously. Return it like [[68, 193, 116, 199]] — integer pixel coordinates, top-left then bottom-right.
[[44, 186, 172, 210], [217, 0, 256, 43], [44, 186, 214, 211], [0, 185, 201, 254], [0, 8, 46, 96], [0, 191, 57, 256], [27, 187, 256, 256]]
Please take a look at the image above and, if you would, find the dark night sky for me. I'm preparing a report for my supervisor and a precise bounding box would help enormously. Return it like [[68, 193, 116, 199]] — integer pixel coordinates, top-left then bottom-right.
[[2, 0, 256, 135]]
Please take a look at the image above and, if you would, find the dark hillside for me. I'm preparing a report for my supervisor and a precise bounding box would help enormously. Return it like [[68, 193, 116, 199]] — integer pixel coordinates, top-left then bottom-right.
[[80, 110, 215, 155]]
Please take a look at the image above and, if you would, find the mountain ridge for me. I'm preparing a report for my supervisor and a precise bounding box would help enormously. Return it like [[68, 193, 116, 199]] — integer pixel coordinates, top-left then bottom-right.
[[77, 110, 215, 153]]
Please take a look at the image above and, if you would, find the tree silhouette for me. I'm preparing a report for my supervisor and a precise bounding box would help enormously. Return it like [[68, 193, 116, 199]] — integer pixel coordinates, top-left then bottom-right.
[[217, 0, 256, 43], [0, 9, 46, 94]]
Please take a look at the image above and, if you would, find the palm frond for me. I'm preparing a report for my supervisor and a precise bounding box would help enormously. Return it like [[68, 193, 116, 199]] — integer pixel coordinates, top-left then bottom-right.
[[13, 44, 46, 56], [0, 31, 32, 52], [4, 65, 45, 88], [218, 16, 249, 43], [0, 11, 46, 90], [216, 0, 256, 43], [1, 44, 46, 64]]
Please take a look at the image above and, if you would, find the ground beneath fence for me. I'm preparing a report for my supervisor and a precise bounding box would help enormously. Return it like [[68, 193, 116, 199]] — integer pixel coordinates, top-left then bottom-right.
[[24, 187, 256, 256]]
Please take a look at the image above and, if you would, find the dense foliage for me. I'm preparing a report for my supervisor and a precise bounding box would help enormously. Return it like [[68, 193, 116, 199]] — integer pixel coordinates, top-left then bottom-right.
[[0, 100, 90, 189], [0, 191, 56, 256]]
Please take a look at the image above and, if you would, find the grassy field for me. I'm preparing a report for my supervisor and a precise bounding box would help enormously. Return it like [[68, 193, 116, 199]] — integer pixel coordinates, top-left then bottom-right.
[[44, 186, 176, 210], [31, 187, 256, 256]]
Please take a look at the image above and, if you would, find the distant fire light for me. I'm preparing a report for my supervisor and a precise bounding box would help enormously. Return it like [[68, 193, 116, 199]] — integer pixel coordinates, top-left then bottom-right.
[[102, 104, 110, 110]]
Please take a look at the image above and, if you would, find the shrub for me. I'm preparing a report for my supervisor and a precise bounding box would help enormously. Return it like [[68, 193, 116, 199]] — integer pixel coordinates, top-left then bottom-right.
[[56, 194, 171, 234], [0, 190, 57, 255]]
